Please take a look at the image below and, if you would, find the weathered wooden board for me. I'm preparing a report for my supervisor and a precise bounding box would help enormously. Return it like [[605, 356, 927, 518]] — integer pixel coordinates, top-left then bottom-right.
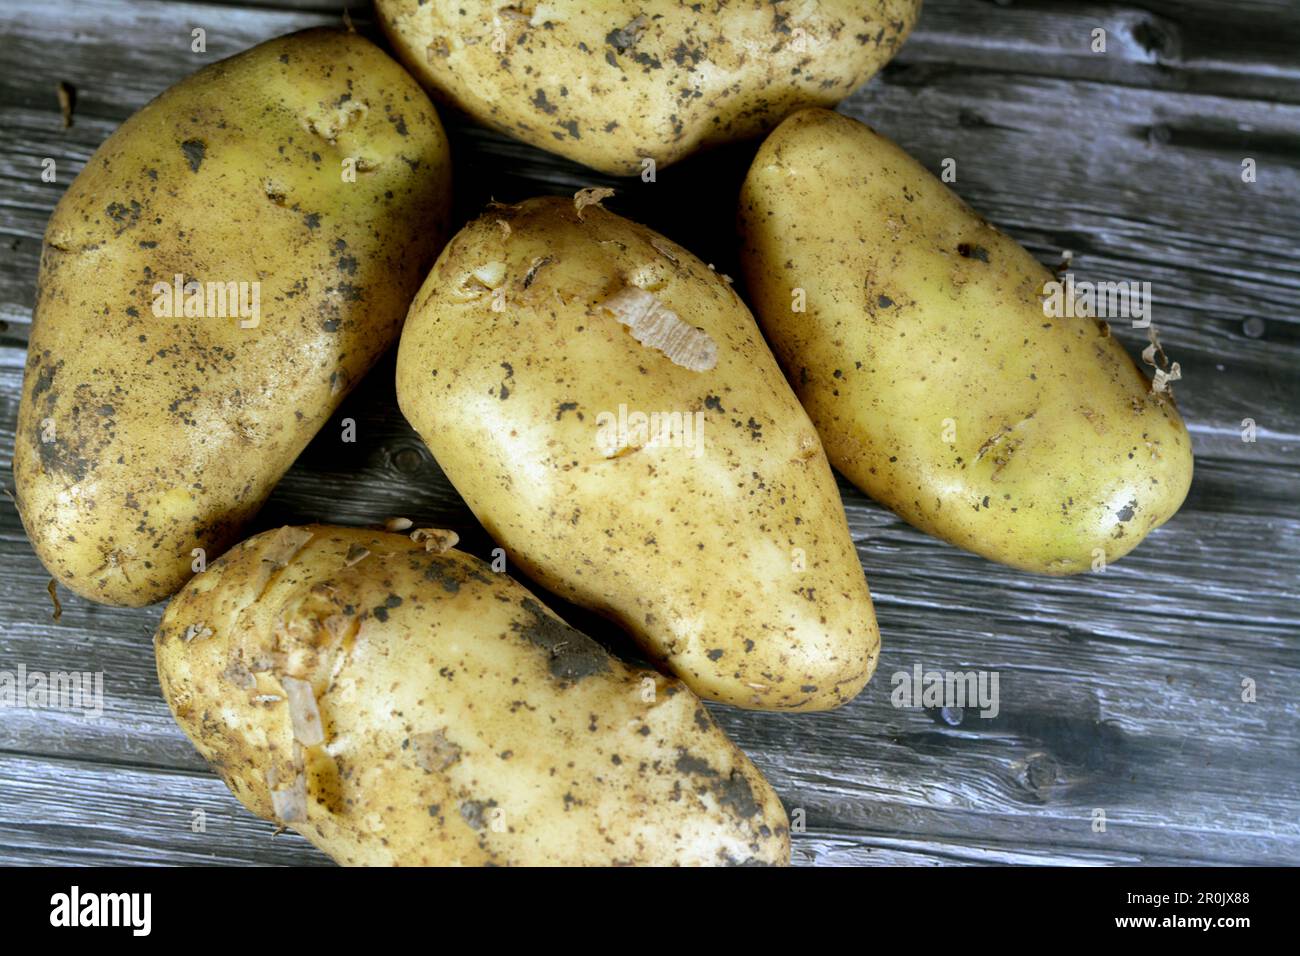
[[0, 0, 1296, 867]]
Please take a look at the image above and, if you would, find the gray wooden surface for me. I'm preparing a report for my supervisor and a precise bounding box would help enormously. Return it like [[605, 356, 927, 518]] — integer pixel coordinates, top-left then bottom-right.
[[1, 0, 1297, 866]]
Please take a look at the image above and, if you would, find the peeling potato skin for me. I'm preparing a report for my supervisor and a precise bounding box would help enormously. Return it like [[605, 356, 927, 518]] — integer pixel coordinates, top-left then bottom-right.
[[376, 0, 919, 175], [738, 109, 1194, 574], [14, 30, 452, 607], [155, 525, 790, 866], [395, 197, 878, 711]]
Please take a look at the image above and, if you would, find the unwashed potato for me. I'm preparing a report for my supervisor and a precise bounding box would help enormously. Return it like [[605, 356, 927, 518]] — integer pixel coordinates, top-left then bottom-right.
[[738, 109, 1193, 574], [155, 524, 790, 866], [14, 29, 452, 606], [376, 0, 919, 175], [395, 195, 878, 711]]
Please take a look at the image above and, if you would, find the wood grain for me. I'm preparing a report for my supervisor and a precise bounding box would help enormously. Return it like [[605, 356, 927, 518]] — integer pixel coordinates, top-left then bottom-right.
[[0, 0, 1296, 866]]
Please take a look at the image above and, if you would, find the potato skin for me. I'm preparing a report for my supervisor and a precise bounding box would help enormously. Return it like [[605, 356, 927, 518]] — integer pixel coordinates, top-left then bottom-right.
[[376, 0, 919, 175], [738, 109, 1194, 574], [155, 525, 789, 866], [14, 29, 452, 606], [395, 196, 878, 711]]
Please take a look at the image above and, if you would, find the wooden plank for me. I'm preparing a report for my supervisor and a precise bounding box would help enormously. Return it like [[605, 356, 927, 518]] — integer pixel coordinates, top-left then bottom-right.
[[3, 752, 1289, 867], [184, 0, 1300, 105], [0, 755, 327, 865], [900, 0, 1300, 105]]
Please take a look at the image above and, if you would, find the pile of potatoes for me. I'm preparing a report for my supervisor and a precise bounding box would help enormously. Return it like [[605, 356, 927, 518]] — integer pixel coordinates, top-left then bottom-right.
[[13, 3, 1192, 867]]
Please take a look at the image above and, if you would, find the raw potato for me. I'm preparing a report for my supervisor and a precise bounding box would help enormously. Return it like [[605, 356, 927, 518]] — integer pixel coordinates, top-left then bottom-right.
[[14, 29, 452, 606], [395, 196, 878, 711], [155, 525, 790, 866], [738, 109, 1194, 574], [376, 0, 919, 175]]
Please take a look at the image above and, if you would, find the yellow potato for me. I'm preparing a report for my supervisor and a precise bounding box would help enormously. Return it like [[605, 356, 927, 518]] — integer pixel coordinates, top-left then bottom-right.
[[395, 195, 878, 711], [738, 109, 1193, 574], [376, 0, 919, 174], [14, 29, 452, 606], [156, 525, 790, 866]]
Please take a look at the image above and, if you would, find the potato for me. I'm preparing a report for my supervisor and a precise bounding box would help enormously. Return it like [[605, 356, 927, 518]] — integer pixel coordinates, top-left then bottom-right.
[[376, 0, 919, 175], [14, 29, 452, 606], [395, 195, 878, 711], [155, 524, 790, 866], [738, 109, 1193, 574]]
